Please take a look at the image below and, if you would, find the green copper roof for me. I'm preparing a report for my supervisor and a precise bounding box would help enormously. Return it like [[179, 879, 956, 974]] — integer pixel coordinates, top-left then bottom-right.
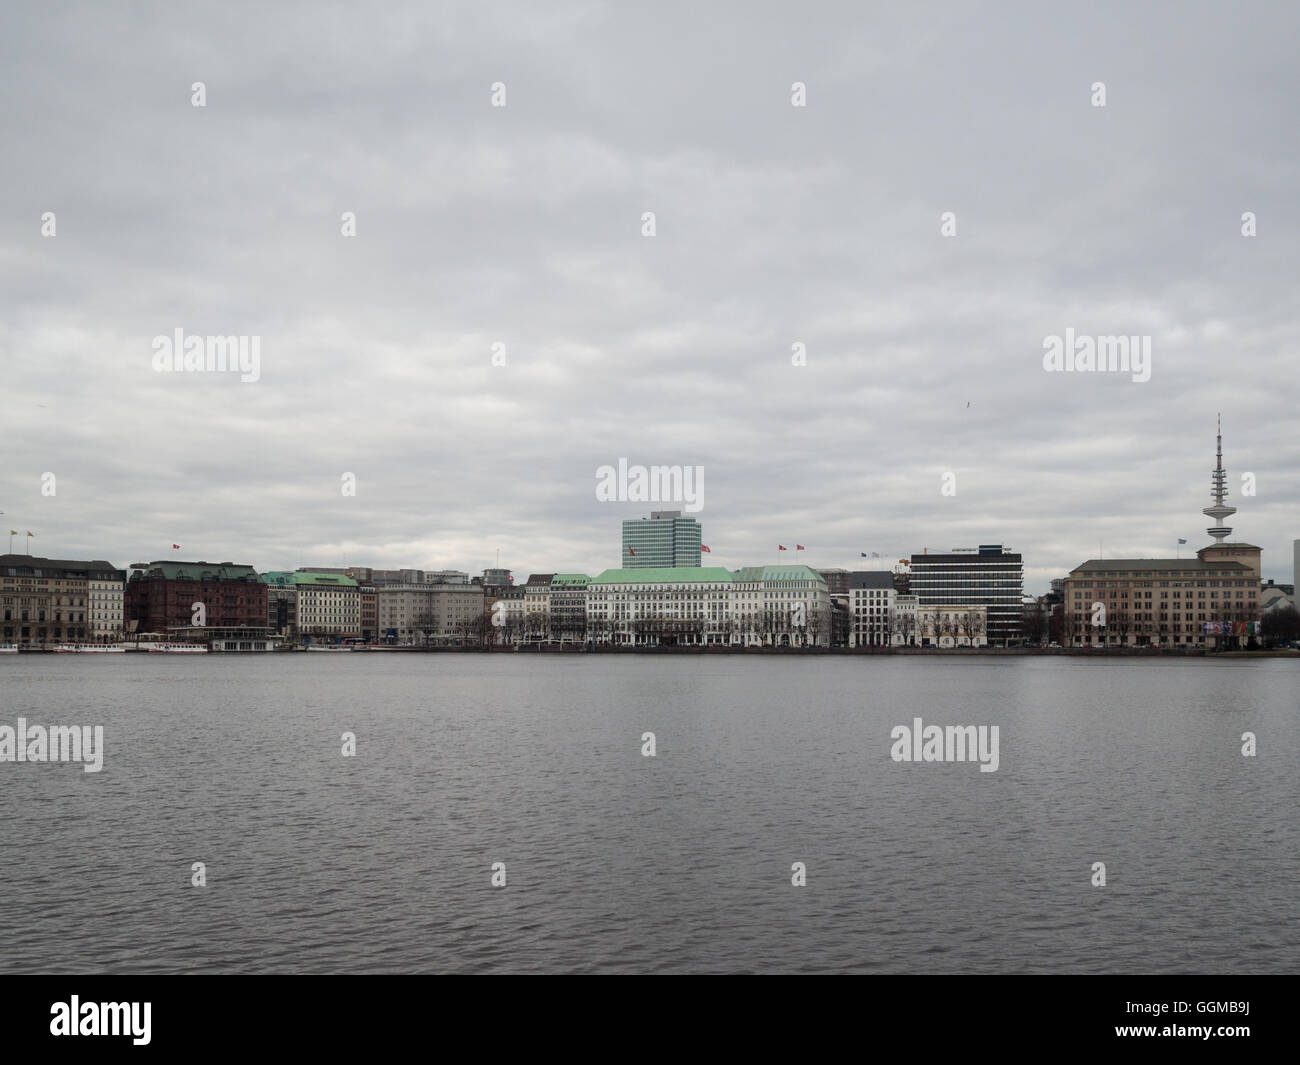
[[291, 571, 359, 587], [733, 565, 826, 583], [591, 566, 735, 584], [130, 561, 259, 582], [549, 573, 590, 586], [261, 571, 295, 585]]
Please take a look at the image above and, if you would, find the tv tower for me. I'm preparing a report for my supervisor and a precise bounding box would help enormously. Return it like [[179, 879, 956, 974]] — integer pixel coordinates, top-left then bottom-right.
[[1202, 414, 1236, 543]]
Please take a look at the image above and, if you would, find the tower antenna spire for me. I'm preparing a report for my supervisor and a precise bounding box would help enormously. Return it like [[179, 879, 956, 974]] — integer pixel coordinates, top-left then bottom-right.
[[1202, 414, 1235, 542]]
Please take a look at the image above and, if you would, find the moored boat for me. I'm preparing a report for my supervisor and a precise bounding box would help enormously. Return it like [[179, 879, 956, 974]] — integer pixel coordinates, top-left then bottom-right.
[[146, 643, 209, 654], [53, 644, 128, 653], [0, 644, 19, 654]]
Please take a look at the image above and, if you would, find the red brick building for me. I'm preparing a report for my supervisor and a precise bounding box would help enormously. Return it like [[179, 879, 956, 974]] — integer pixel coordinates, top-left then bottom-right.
[[126, 560, 268, 634]]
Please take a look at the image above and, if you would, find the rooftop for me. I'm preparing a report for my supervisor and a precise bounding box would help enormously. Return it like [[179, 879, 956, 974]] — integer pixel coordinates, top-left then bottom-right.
[[1069, 558, 1249, 574], [128, 561, 259, 582], [592, 566, 733, 584]]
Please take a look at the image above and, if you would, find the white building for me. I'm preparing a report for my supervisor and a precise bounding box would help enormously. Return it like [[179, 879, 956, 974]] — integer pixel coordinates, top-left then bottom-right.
[[733, 565, 831, 647], [915, 605, 988, 648], [890, 594, 919, 646], [292, 572, 361, 638], [88, 565, 125, 643], [587, 567, 732, 646], [849, 572, 894, 647]]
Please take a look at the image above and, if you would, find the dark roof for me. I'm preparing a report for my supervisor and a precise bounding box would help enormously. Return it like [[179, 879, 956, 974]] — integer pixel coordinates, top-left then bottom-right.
[[1070, 558, 1248, 574], [0, 554, 122, 578], [128, 561, 260, 582], [848, 571, 895, 590]]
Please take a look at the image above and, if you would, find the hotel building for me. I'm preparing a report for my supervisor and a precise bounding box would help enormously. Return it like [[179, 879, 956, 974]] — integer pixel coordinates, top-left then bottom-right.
[[1, 554, 121, 647], [126, 560, 267, 635], [292, 571, 361, 639], [1062, 423, 1261, 648]]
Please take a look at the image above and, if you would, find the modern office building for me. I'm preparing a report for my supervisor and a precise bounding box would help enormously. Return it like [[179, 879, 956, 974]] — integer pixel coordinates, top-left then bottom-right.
[[1259, 580, 1294, 613], [1062, 423, 1261, 647], [126, 560, 267, 636], [909, 546, 1024, 646], [261, 571, 298, 635], [818, 568, 850, 596], [425, 570, 469, 585], [848, 571, 895, 647], [621, 511, 702, 569]]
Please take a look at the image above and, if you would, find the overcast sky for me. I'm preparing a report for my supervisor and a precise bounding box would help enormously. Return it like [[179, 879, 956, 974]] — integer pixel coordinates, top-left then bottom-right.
[[2, 1, 1297, 593]]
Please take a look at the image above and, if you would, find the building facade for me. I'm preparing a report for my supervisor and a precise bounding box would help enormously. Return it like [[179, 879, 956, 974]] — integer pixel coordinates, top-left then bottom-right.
[[1062, 425, 1261, 648], [0, 554, 118, 647], [359, 585, 377, 641], [261, 571, 298, 636], [587, 567, 735, 646], [88, 564, 126, 643], [548, 574, 591, 643], [909, 545, 1024, 646], [376, 584, 485, 643], [622, 511, 702, 569], [126, 561, 267, 636], [848, 571, 895, 647], [292, 571, 360, 640]]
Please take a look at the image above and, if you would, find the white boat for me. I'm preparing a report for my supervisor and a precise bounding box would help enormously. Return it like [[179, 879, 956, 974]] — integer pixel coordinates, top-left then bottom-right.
[[306, 645, 353, 652], [146, 643, 209, 654], [0, 644, 19, 654], [53, 644, 127, 654]]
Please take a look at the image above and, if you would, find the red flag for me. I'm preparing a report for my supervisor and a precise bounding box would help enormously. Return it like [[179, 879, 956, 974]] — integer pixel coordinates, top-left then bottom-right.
[[172, 544, 180, 549], [701, 545, 711, 553], [796, 544, 805, 551], [627, 547, 635, 556], [778, 545, 787, 551]]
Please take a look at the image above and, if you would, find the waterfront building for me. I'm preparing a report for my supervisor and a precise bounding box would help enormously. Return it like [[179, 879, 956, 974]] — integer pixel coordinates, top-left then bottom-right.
[[292, 571, 361, 640], [88, 564, 126, 643], [359, 585, 377, 641], [261, 571, 298, 636], [1062, 423, 1261, 648], [621, 511, 702, 569], [376, 583, 484, 643], [126, 560, 266, 636], [889, 594, 919, 646], [587, 567, 735, 646], [909, 545, 1024, 646], [848, 571, 895, 647], [915, 604, 988, 648], [548, 574, 590, 644], [733, 564, 832, 647], [0, 554, 118, 647]]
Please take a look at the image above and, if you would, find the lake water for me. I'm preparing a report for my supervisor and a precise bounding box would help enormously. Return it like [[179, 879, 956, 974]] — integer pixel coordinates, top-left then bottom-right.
[[0, 654, 1295, 973]]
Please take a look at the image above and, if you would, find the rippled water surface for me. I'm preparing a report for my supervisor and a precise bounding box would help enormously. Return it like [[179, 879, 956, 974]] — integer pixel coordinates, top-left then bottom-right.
[[0, 653, 1295, 973]]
